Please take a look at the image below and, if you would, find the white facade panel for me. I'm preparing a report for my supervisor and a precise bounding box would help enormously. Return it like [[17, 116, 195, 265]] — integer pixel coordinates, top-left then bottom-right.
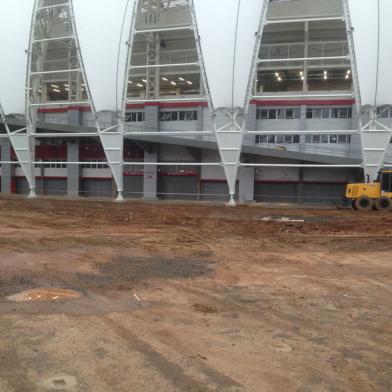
[[73, 0, 135, 113], [0, 0, 35, 115]]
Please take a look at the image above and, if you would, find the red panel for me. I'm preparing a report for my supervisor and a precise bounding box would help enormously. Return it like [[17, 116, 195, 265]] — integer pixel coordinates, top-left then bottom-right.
[[79, 144, 106, 160], [159, 172, 198, 177], [35, 145, 67, 160], [250, 99, 356, 107], [37, 106, 91, 113], [126, 101, 208, 109]]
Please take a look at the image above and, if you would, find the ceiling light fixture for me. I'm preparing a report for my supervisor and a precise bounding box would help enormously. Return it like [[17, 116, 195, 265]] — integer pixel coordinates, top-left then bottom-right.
[[186, 81, 193, 85], [51, 84, 59, 88], [178, 77, 185, 81], [170, 81, 177, 86], [162, 77, 168, 81], [136, 83, 143, 87]]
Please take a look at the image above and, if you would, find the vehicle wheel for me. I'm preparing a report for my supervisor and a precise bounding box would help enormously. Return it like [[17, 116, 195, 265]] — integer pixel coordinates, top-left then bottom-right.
[[354, 196, 373, 211], [374, 197, 392, 212]]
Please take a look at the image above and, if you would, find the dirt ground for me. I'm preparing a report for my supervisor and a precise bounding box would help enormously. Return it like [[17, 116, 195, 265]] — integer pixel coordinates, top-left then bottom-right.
[[0, 195, 391, 392]]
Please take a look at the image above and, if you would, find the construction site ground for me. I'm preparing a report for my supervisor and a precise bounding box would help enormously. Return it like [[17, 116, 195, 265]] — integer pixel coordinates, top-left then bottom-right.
[[0, 195, 391, 392]]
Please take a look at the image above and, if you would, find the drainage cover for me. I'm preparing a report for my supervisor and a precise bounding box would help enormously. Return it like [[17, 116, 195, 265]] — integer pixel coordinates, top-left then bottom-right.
[[7, 288, 81, 302]]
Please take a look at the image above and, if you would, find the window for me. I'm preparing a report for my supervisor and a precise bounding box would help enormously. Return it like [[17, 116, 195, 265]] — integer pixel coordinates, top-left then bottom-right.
[[82, 160, 109, 169], [160, 111, 198, 121], [305, 134, 351, 144], [307, 107, 352, 119], [257, 108, 300, 120], [255, 134, 300, 144], [126, 112, 145, 122]]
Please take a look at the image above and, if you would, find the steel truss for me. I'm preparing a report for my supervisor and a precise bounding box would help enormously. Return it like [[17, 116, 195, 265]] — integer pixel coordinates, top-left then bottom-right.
[[240, 0, 390, 184]]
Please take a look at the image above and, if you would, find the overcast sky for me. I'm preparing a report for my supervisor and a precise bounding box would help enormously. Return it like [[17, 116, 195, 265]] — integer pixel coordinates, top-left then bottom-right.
[[0, 0, 391, 115]]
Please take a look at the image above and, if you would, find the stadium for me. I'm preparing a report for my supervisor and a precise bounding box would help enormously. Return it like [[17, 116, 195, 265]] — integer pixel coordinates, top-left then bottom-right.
[[0, 0, 391, 205], [1, 2, 392, 391]]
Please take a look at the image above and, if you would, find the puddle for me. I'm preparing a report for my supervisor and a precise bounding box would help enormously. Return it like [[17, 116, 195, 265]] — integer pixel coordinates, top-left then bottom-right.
[[39, 375, 78, 390], [261, 216, 305, 223], [7, 288, 81, 302]]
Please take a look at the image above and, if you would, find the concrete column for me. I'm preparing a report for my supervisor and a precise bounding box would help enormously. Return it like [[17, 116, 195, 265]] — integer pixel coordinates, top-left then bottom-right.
[[239, 166, 255, 203], [67, 139, 80, 197], [297, 166, 304, 204], [144, 145, 158, 199], [245, 104, 257, 145], [196, 106, 204, 139], [0, 138, 13, 193], [143, 105, 159, 199], [67, 109, 83, 126]]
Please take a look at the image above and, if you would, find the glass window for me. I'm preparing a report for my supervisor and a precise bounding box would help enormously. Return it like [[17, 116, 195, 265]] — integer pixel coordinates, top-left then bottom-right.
[[322, 108, 330, 119], [257, 109, 268, 119], [331, 109, 339, 118], [330, 135, 338, 143], [321, 135, 329, 143], [305, 135, 312, 143], [339, 108, 349, 118], [268, 135, 275, 143], [277, 135, 284, 143], [306, 109, 313, 119], [172, 111, 178, 121], [185, 111, 197, 121], [269, 109, 277, 119], [285, 109, 294, 119], [293, 109, 301, 119], [179, 111, 186, 121], [160, 112, 172, 121], [313, 135, 321, 143], [277, 109, 285, 119], [313, 109, 322, 119], [293, 135, 300, 143]]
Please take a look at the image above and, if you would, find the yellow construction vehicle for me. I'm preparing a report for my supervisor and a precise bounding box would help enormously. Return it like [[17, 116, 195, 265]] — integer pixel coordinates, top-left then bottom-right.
[[346, 170, 392, 211]]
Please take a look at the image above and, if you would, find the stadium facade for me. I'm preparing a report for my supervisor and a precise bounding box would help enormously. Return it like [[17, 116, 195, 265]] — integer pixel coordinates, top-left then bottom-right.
[[0, 0, 391, 205]]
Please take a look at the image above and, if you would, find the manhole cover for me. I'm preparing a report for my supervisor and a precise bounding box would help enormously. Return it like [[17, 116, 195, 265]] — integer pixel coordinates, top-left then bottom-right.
[[7, 288, 81, 302], [39, 375, 77, 390]]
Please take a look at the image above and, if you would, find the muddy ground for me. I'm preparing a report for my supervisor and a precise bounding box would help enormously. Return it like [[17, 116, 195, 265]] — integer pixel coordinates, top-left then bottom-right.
[[0, 195, 391, 392]]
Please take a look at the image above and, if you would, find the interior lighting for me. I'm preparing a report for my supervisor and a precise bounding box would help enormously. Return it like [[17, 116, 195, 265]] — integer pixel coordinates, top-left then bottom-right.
[[64, 83, 69, 87], [52, 88, 61, 93], [277, 76, 282, 82], [178, 77, 185, 81], [323, 70, 328, 80], [162, 77, 168, 81], [275, 72, 279, 77], [51, 84, 59, 88], [345, 74, 350, 79], [299, 71, 303, 76], [347, 70, 351, 74], [65, 87, 69, 91], [136, 83, 143, 87], [186, 81, 193, 85], [301, 76, 304, 80], [128, 80, 133, 84], [170, 81, 177, 86], [142, 79, 147, 83]]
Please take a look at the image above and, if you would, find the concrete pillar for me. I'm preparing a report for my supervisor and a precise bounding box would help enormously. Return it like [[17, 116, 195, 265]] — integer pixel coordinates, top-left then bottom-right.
[[67, 139, 80, 196], [297, 166, 304, 204], [245, 103, 257, 145], [0, 138, 13, 193], [144, 145, 158, 199], [143, 105, 159, 199], [239, 166, 255, 203], [67, 109, 83, 126]]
